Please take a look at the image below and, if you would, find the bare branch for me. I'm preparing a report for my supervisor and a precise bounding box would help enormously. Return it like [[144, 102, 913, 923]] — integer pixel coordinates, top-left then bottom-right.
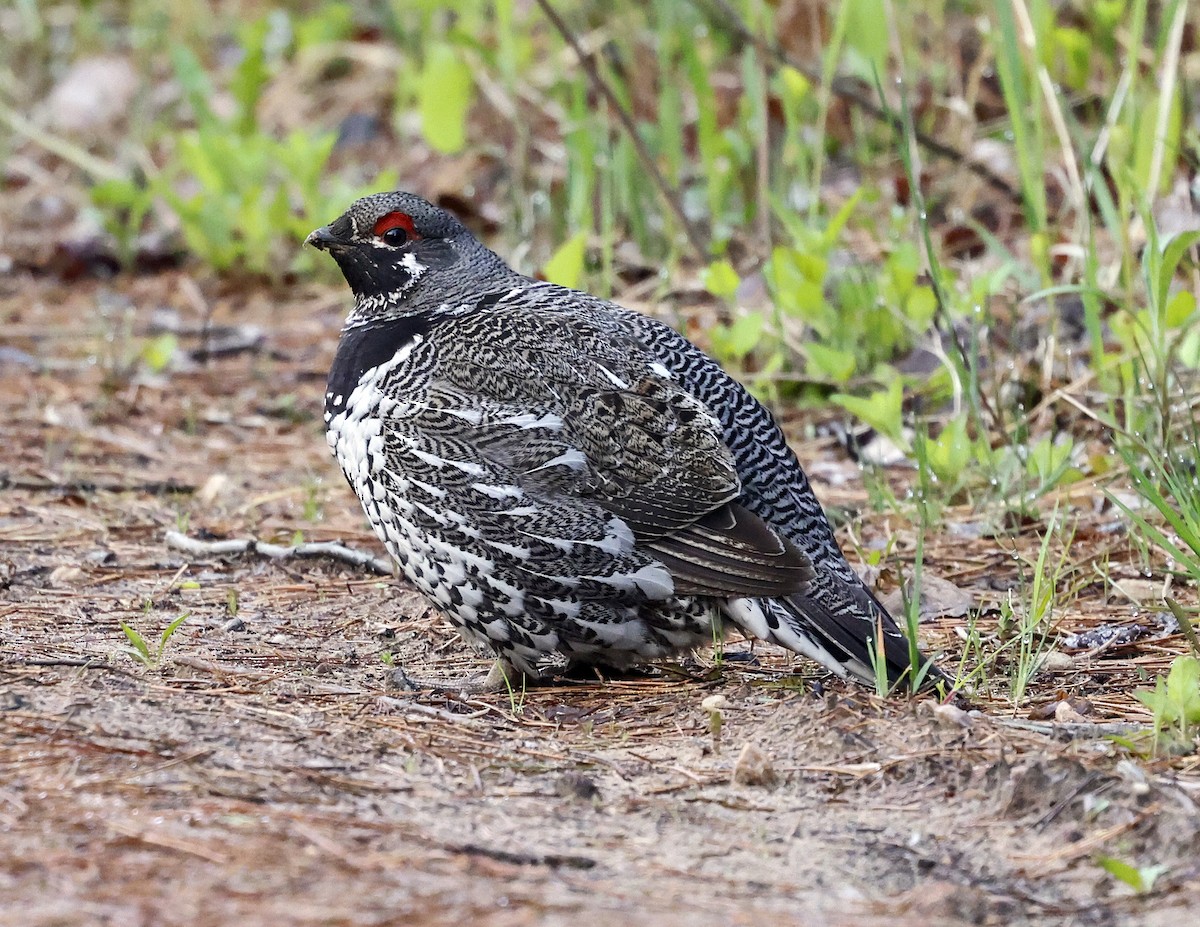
[[165, 530, 394, 576]]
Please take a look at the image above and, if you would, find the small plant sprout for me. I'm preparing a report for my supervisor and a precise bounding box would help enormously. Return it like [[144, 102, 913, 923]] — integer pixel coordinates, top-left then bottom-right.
[[710, 611, 725, 666], [954, 513, 1078, 705], [499, 661, 527, 716], [1007, 512, 1075, 705], [868, 621, 890, 699], [119, 613, 189, 669], [302, 476, 324, 522], [1134, 655, 1200, 754], [139, 333, 179, 375], [1095, 855, 1169, 895]]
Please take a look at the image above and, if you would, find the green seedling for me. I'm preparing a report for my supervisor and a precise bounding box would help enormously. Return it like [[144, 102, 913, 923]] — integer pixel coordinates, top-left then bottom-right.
[[1095, 855, 1168, 894], [119, 613, 189, 669], [1134, 655, 1200, 753]]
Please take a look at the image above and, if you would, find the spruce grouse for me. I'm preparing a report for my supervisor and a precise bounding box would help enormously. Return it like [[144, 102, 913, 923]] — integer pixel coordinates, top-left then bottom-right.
[[308, 191, 943, 691]]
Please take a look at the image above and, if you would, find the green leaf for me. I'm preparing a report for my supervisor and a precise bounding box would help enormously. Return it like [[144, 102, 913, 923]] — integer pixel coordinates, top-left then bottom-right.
[[702, 260, 740, 299], [140, 334, 178, 374], [842, 0, 887, 78], [1165, 656, 1200, 724], [765, 247, 803, 295], [905, 285, 938, 328], [542, 232, 587, 289], [169, 44, 216, 128], [831, 379, 907, 449], [160, 612, 190, 649], [231, 16, 271, 135], [709, 313, 766, 363], [766, 247, 830, 330], [1050, 26, 1091, 90], [418, 43, 475, 155], [804, 342, 856, 382], [1027, 435, 1075, 487], [1135, 655, 1200, 750], [778, 66, 811, 103], [927, 416, 971, 483], [1155, 230, 1200, 314], [1095, 856, 1167, 894], [119, 622, 150, 660], [1095, 856, 1144, 891], [90, 178, 147, 210], [1166, 290, 1197, 328], [1135, 677, 1170, 720], [822, 188, 863, 248], [1133, 87, 1182, 198]]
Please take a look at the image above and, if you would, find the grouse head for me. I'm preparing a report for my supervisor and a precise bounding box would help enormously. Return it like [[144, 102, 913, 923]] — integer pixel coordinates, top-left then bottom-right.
[[307, 191, 500, 318]]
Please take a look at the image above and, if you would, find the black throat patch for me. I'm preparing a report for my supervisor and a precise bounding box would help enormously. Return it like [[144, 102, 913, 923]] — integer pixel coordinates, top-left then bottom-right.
[[325, 313, 435, 421], [329, 239, 459, 306]]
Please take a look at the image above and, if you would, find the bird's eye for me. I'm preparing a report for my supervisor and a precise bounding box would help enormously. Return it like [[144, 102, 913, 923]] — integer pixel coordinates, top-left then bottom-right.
[[373, 211, 418, 246]]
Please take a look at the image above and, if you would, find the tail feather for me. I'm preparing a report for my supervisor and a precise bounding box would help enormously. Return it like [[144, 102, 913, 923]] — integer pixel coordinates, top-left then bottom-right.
[[725, 570, 946, 692], [783, 572, 945, 691]]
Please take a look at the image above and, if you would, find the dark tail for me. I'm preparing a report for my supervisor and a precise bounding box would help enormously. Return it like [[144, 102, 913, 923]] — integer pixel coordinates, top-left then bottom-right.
[[769, 569, 947, 693]]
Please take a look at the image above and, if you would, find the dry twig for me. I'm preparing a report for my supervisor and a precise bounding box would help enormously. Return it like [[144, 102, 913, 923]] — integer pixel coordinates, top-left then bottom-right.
[[165, 530, 394, 576]]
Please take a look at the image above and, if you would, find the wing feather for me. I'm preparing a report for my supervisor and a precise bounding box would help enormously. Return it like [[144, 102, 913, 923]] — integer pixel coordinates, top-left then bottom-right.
[[401, 308, 813, 600]]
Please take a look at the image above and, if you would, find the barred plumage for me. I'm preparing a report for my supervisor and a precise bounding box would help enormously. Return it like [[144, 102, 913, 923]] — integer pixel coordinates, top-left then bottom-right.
[[309, 191, 943, 690]]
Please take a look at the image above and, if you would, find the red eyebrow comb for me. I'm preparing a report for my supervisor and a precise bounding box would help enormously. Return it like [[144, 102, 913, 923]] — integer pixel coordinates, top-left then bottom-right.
[[373, 211, 419, 238]]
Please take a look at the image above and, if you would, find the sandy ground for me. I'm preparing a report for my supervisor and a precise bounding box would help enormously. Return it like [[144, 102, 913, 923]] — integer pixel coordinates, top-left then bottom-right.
[[3, 273, 1199, 926]]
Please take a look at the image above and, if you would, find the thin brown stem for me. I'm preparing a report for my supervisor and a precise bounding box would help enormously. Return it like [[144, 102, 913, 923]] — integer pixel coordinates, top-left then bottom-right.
[[533, 0, 710, 261]]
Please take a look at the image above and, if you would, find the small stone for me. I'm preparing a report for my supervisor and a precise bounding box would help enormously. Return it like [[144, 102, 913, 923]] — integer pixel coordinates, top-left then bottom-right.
[[1054, 700, 1089, 724], [554, 772, 600, 801], [931, 702, 972, 728], [197, 473, 231, 506], [48, 565, 84, 586], [1040, 651, 1074, 673], [731, 742, 778, 788]]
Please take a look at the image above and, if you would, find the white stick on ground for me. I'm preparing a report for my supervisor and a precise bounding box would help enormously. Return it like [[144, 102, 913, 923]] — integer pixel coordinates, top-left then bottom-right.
[[165, 530, 394, 576]]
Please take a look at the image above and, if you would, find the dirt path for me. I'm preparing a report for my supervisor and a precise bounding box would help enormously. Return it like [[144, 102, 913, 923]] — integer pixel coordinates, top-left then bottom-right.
[[3, 276, 1198, 925]]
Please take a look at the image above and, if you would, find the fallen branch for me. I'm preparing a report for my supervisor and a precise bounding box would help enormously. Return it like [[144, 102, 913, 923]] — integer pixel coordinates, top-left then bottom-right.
[[0, 474, 196, 495], [165, 530, 394, 576], [990, 717, 1147, 739], [452, 842, 596, 870]]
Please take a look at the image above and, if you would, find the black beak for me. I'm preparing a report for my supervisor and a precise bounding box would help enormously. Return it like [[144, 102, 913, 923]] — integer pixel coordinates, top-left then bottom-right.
[[305, 225, 345, 251]]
